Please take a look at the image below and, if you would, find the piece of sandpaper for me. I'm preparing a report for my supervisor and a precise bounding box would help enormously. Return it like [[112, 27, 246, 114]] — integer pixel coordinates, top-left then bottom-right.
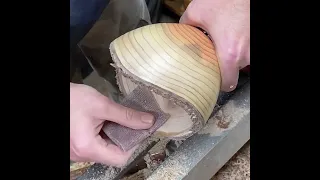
[[103, 86, 170, 151]]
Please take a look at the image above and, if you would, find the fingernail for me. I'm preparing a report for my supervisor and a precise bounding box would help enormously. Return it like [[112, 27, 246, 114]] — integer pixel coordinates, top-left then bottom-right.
[[141, 114, 154, 124]]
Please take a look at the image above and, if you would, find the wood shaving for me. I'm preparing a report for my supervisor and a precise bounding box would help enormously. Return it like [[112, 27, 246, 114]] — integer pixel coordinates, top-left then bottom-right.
[[70, 162, 95, 180], [70, 162, 95, 172]]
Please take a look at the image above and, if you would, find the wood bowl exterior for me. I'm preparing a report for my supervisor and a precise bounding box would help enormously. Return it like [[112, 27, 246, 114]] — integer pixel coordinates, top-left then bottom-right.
[[110, 23, 221, 138]]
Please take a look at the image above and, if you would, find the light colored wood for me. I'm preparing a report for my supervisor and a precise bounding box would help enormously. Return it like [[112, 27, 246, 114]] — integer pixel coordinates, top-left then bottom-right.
[[111, 23, 221, 138]]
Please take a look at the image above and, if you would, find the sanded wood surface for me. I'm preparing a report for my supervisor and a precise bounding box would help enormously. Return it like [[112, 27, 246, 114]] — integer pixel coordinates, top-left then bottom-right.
[[111, 23, 221, 138]]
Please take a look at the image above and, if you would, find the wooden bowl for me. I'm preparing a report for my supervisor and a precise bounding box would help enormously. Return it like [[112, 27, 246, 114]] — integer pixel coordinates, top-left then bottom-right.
[[110, 23, 221, 139]]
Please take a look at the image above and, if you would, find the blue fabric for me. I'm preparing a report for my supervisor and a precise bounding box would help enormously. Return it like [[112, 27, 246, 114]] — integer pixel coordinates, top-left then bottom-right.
[[70, 0, 110, 49]]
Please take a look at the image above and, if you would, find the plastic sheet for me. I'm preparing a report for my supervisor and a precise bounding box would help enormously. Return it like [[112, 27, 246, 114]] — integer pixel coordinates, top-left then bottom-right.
[[78, 0, 151, 101]]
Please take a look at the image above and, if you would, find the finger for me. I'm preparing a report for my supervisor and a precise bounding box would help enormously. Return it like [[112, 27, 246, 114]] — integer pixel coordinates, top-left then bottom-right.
[[95, 99, 155, 130], [179, 1, 208, 32], [179, 9, 239, 92], [89, 136, 138, 167], [180, 10, 203, 29], [179, 12, 192, 24], [219, 59, 239, 92], [215, 45, 240, 92]]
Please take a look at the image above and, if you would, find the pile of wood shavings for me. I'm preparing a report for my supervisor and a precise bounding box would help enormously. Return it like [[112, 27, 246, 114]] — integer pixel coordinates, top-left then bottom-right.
[[211, 142, 250, 180], [121, 141, 250, 180], [121, 169, 151, 180], [70, 162, 95, 179], [121, 139, 171, 180], [70, 162, 95, 171]]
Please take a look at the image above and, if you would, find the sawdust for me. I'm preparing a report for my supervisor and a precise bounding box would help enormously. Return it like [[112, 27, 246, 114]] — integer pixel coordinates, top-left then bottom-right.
[[216, 108, 230, 129], [120, 141, 250, 180], [121, 169, 152, 180], [93, 165, 120, 180], [70, 162, 96, 180], [146, 149, 189, 180], [85, 137, 159, 180], [148, 138, 170, 154], [70, 162, 95, 171], [216, 101, 237, 129], [165, 140, 184, 155], [211, 142, 250, 180], [144, 153, 161, 172], [119, 138, 170, 180], [199, 100, 250, 137], [120, 139, 186, 180]]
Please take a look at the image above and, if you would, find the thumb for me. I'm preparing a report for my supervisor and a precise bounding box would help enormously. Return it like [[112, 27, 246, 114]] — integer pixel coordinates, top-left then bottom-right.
[[217, 49, 239, 92], [94, 98, 155, 130], [179, 4, 203, 29], [214, 40, 240, 92]]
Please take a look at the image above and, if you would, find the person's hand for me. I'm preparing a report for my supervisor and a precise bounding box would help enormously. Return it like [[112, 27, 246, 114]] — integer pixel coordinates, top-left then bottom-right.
[[70, 83, 154, 167], [180, 0, 250, 92]]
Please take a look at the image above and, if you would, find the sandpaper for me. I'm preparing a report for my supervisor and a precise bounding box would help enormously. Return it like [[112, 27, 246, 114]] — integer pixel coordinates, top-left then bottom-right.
[[103, 86, 170, 151]]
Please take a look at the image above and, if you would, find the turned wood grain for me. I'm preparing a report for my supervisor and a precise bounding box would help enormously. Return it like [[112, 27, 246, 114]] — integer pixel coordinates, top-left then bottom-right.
[[112, 23, 221, 123]]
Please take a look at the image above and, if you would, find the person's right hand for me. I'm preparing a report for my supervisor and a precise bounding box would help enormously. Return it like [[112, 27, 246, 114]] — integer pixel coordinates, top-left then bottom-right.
[[70, 83, 154, 167], [180, 0, 250, 92]]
